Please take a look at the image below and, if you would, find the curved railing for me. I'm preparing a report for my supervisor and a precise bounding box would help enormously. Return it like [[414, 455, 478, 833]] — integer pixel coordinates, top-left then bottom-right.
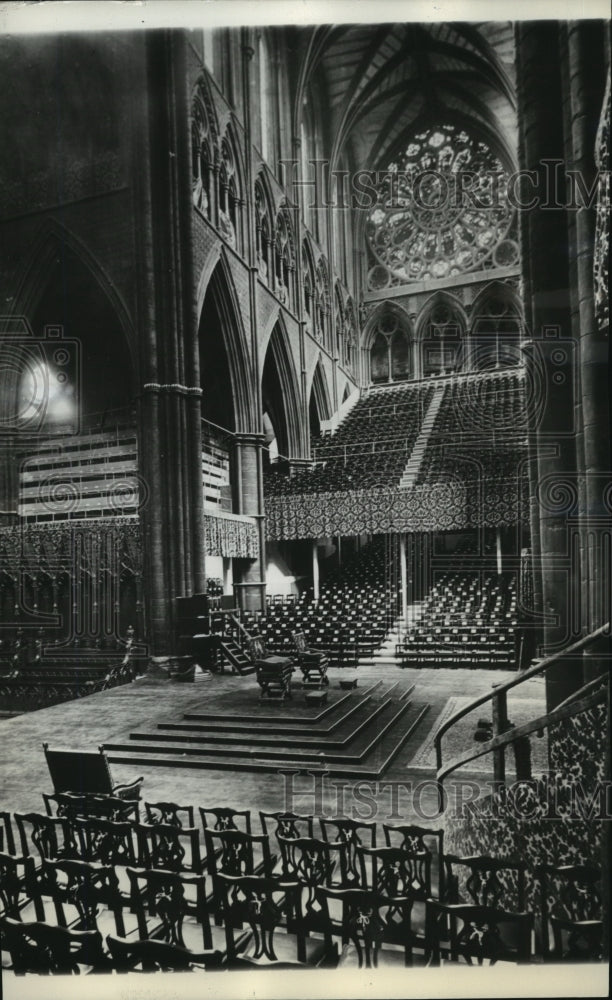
[[435, 622, 610, 788]]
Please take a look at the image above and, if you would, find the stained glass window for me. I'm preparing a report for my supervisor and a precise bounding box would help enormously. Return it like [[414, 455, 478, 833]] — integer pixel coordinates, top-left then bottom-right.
[[365, 124, 518, 290]]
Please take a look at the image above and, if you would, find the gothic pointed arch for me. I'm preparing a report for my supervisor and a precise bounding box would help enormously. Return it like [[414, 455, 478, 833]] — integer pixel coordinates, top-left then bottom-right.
[[4, 222, 136, 429], [198, 250, 255, 434], [191, 73, 220, 220], [254, 171, 275, 285], [417, 290, 467, 376], [219, 120, 244, 252], [309, 355, 333, 425], [470, 280, 524, 370], [261, 316, 304, 461]]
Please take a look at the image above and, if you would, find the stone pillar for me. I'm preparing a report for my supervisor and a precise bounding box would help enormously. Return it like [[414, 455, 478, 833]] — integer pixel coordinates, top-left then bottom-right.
[[233, 432, 266, 611], [515, 21, 581, 709], [135, 30, 206, 663]]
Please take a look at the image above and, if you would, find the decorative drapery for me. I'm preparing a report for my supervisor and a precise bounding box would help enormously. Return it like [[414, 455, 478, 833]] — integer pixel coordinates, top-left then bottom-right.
[[204, 511, 259, 558], [265, 478, 525, 540], [0, 517, 141, 575]]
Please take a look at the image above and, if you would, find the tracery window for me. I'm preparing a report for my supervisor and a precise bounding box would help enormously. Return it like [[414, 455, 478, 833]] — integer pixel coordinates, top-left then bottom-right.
[[274, 208, 294, 307], [302, 242, 315, 336], [314, 259, 330, 346], [191, 85, 217, 219], [255, 179, 272, 283], [471, 291, 522, 370], [344, 299, 357, 371], [365, 123, 518, 291], [370, 310, 411, 383], [219, 135, 240, 251], [421, 299, 464, 376]]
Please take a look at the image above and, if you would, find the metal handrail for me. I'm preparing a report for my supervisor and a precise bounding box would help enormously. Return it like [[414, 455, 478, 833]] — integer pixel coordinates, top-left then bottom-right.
[[434, 621, 610, 780], [437, 672, 608, 784]]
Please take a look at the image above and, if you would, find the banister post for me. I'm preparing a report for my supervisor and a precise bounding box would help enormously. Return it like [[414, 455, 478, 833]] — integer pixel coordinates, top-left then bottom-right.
[[491, 684, 509, 783]]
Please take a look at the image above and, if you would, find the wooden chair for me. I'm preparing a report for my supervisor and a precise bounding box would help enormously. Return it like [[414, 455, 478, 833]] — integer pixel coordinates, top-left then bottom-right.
[[106, 933, 223, 972], [358, 844, 435, 962], [315, 885, 414, 968], [0, 811, 16, 856], [135, 822, 202, 875], [43, 791, 139, 823], [204, 828, 273, 924], [277, 835, 338, 939], [319, 817, 376, 888], [259, 812, 314, 874], [74, 815, 136, 868], [444, 854, 527, 911], [14, 812, 78, 883], [200, 806, 251, 835], [40, 857, 133, 937], [536, 863, 603, 962], [248, 636, 294, 702], [144, 801, 195, 828], [291, 631, 329, 687], [219, 872, 325, 968], [0, 851, 43, 921], [383, 823, 445, 898], [126, 866, 214, 951], [1, 915, 109, 974], [42, 742, 143, 801], [425, 900, 533, 966]]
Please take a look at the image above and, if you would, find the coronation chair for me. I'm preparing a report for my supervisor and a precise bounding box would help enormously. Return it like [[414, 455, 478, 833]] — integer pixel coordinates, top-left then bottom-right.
[[291, 631, 329, 688], [247, 636, 294, 702], [42, 743, 143, 805]]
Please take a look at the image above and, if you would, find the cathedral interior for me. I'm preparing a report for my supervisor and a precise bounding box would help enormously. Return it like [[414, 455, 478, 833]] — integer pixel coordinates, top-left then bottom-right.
[[0, 11, 609, 991]]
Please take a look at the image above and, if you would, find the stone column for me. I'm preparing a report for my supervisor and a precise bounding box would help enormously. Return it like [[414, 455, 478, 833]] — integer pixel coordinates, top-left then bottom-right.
[[233, 432, 266, 611]]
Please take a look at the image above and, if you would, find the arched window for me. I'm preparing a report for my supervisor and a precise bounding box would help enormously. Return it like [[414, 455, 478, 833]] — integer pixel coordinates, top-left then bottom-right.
[[471, 289, 523, 370], [334, 286, 345, 361], [274, 206, 295, 307], [314, 257, 330, 346], [191, 81, 218, 219], [344, 298, 357, 371], [369, 309, 412, 384], [420, 298, 464, 376], [255, 177, 272, 283], [219, 133, 241, 252], [302, 240, 315, 336], [365, 123, 518, 291]]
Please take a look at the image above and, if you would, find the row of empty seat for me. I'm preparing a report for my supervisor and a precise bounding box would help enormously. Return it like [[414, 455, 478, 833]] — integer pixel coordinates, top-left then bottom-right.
[[245, 542, 399, 664], [397, 572, 518, 668], [0, 792, 603, 973]]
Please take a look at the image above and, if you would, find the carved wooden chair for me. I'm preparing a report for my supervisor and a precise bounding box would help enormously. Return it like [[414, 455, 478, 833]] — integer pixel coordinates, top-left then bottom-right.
[[425, 900, 533, 966], [126, 866, 214, 952], [319, 817, 376, 888], [247, 636, 294, 702], [219, 872, 325, 968], [291, 631, 330, 687], [143, 801, 195, 828], [382, 823, 445, 898], [535, 863, 603, 962], [444, 854, 527, 911], [106, 932, 223, 972], [1, 915, 109, 974], [0, 851, 42, 921], [204, 828, 273, 924], [315, 885, 414, 968], [135, 822, 202, 876], [43, 791, 139, 823], [40, 857, 134, 937], [259, 812, 314, 874]]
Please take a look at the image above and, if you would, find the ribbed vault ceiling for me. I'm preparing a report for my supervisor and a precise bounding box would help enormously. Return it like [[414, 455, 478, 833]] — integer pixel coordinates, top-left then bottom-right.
[[293, 21, 517, 171]]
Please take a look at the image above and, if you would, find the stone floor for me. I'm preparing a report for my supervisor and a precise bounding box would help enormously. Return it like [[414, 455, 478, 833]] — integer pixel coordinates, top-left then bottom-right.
[[0, 663, 546, 823]]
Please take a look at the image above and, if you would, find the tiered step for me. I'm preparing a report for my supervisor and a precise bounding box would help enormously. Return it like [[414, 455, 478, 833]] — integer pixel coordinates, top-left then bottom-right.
[[104, 681, 431, 780], [219, 639, 255, 675], [399, 385, 446, 490]]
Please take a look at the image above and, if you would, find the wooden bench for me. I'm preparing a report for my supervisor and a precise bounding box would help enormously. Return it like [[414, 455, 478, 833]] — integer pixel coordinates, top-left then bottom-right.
[[43, 743, 143, 802]]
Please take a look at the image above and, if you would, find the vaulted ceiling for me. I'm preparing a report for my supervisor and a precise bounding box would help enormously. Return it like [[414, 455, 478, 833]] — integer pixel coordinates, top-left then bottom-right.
[[292, 21, 517, 171]]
